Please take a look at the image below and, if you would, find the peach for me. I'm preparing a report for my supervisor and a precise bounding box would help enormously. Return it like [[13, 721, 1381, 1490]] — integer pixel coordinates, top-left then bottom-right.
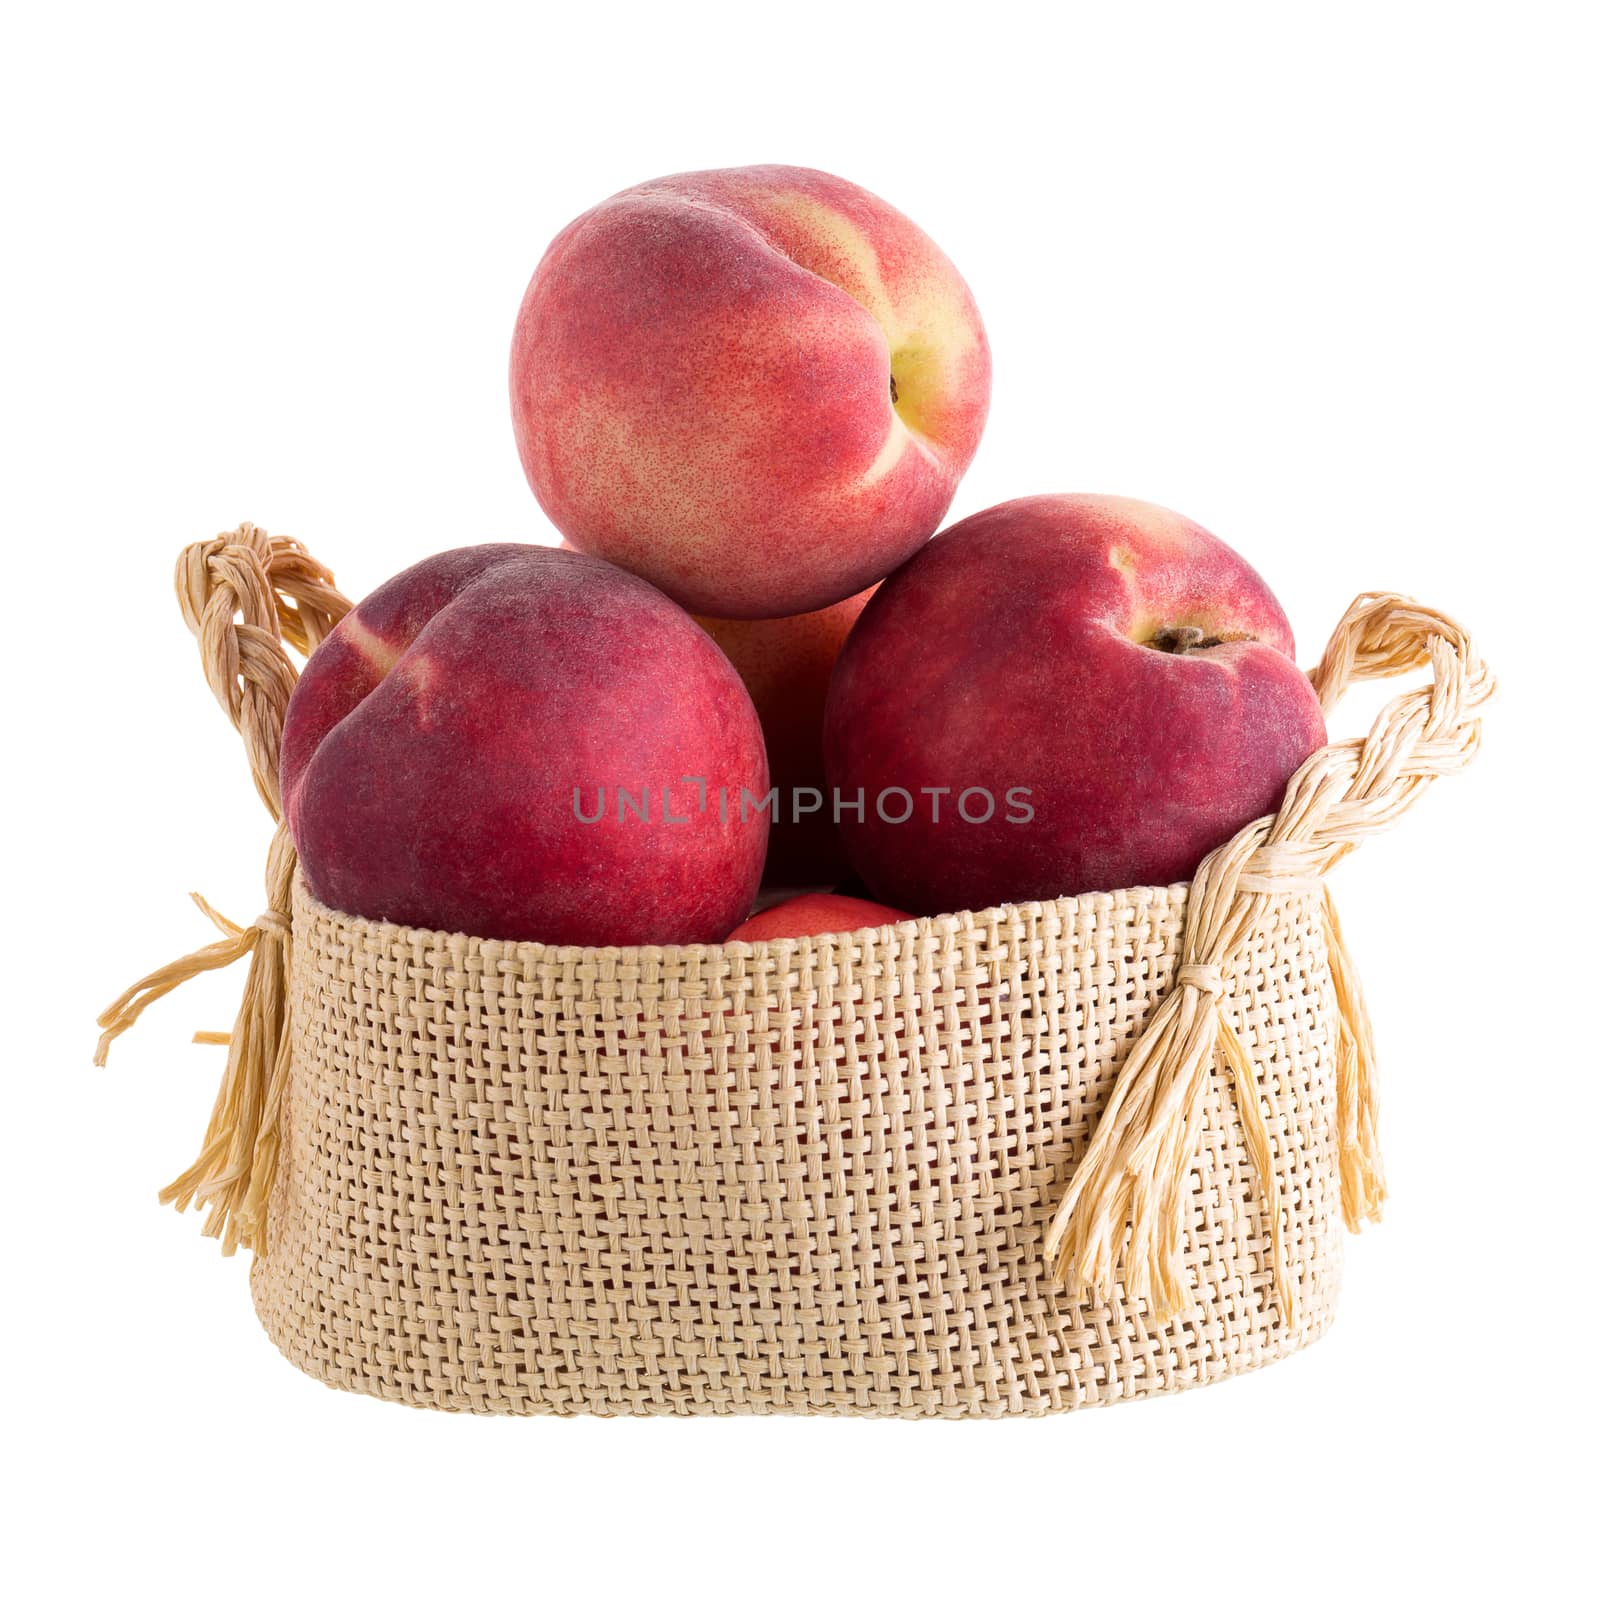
[[281, 545, 768, 945], [727, 892, 909, 943], [696, 584, 875, 887], [510, 165, 990, 619], [823, 495, 1327, 913]]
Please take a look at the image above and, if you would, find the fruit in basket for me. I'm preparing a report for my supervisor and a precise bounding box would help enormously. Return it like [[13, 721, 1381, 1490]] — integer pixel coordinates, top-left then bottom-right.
[[823, 494, 1327, 913], [727, 892, 909, 942], [509, 164, 991, 619], [281, 545, 769, 945], [697, 584, 876, 886]]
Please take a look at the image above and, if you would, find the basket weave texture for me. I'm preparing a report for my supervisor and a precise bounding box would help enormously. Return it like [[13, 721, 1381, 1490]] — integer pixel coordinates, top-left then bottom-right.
[[97, 526, 1494, 1418], [256, 878, 1339, 1415]]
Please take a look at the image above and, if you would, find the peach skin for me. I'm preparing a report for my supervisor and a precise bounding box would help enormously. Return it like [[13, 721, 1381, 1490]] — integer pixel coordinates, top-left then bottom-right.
[[511, 165, 990, 618], [282, 545, 769, 946], [823, 495, 1328, 914], [727, 892, 909, 943], [697, 582, 875, 887]]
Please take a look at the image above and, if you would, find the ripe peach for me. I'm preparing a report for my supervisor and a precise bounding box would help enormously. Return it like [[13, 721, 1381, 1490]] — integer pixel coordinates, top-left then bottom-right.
[[727, 892, 909, 943], [510, 165, 990, 618], [823, 495, 1327, 913], [696, 584, 875, 887], [282, 545, 768, 945]]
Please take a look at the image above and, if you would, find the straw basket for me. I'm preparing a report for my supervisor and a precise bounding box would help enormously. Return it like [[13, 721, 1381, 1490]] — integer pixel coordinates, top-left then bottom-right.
[[99, 526, 1494, 1417]]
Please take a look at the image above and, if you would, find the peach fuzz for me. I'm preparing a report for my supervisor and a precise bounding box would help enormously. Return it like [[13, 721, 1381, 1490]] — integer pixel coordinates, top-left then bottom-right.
[[281, 545, 769, 946], [727, 892, 909, 943], [696, 583, 875, 887], [824, 495, 1328, 914], [511, 165, 990, 618]]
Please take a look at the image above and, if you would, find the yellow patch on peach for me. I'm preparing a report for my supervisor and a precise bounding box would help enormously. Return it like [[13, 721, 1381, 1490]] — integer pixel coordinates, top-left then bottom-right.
[[394, 652, 442, 727], [1098, 497, 1193, 547], [761, 192, 899, 329], [342, 616, 400, 674], [760, 191, 976, 449], [860, 418, 914, 487]]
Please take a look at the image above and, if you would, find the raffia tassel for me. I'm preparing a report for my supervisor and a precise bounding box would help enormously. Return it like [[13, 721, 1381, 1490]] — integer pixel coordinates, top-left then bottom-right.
[[1043, 968, 1220, 1321], [1043, 840, 1338, 1325], [1042, 958, 1293, 1326], [1322, 886, 1386, 1228], [95, 526, 349, 1255], [94, 895, 261, 1070], [95, 823, 298, 1257], [1044, 594, 1495, 1324], [1042, 794, 1310, 1325]]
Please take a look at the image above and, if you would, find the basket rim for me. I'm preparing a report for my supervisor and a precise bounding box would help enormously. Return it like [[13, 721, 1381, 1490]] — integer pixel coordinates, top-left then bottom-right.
[[290, 870, 1199, 963]]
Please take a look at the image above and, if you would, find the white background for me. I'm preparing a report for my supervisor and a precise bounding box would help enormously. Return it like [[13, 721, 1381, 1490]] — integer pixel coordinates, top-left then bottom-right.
[[4, 3, 1594, 1594]]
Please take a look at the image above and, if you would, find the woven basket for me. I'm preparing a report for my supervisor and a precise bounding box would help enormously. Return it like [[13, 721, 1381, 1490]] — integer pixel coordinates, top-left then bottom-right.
[[99, 527, 1494, 1418]]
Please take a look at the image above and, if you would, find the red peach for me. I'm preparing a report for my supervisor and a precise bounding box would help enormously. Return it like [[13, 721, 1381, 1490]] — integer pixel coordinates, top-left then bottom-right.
[[282, 545, 769, 945], [727, 892, 909, 943], [510, 165, 990, 619], [696, 584, 875, 887], [823, 495, 1328, 913]]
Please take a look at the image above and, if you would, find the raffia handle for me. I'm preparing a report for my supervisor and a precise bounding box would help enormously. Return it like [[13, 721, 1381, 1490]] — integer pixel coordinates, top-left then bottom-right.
[[1044, 592, 1496, 1323], [95, 525, 349, 1254]]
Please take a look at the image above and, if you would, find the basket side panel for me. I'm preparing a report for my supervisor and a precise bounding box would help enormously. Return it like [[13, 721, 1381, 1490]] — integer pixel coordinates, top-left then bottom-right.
[[254, 883, 1341, 1416]]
